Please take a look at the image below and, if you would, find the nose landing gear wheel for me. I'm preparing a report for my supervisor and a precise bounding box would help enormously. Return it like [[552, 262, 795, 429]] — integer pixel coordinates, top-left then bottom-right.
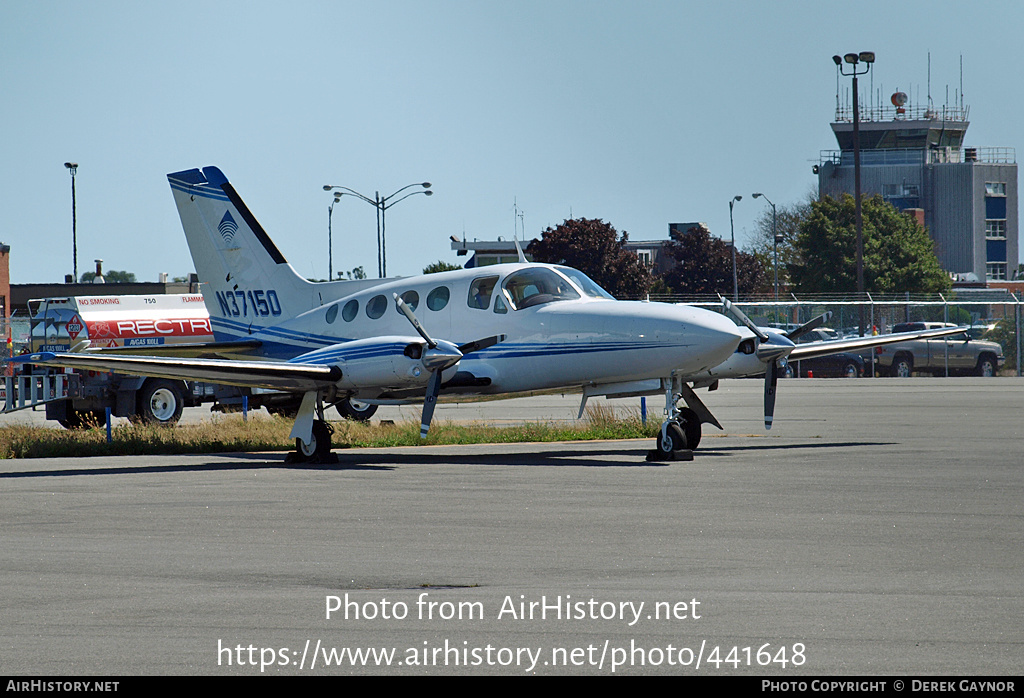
[[675, 407, 702, 450], [648, 419, 695, 461]]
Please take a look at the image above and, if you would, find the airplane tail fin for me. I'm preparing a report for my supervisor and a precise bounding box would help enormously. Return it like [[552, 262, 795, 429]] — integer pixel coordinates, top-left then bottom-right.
[[167, 166, 375, 344]]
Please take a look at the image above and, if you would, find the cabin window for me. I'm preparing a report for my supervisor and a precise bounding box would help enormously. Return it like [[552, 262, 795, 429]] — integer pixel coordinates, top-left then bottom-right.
[[502, 268, 581, 310], [399, 290, 419, 312], [325, 304, 339, 324], [468, 276, 498, 310], [342, 299, 359, 322], [427, 286, 450, 311], [493, 294, 508, 314], [366, 294, 387, 319]]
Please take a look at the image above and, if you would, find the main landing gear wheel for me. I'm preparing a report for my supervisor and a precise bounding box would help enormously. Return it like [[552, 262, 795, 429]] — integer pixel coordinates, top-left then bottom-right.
[[338, 398, 378, 421], [288, 420, 337, 464]]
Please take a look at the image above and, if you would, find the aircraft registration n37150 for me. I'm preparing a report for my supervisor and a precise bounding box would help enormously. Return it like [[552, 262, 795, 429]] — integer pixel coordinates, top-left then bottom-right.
[[16, 166, 967, 461]]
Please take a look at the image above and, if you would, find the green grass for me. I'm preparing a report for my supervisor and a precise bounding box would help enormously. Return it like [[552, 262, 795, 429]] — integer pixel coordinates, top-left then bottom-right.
[[0, 405, 659, 459]]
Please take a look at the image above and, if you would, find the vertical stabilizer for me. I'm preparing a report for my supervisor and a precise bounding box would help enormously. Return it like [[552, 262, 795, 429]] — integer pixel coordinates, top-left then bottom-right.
[[167, 167, 315, 326], [167, 167, 382, 347]]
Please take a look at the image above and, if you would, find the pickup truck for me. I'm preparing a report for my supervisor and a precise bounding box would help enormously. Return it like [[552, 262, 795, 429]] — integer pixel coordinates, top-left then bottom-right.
[[865, 322, 1004, 377]]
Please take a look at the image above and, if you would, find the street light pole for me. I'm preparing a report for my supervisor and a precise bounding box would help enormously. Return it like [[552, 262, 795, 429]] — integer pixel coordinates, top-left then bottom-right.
[[65, 162, 78, 281], [327, 192, 341, 280], [834, 51, 875, 335], [375, 191, 382, 279], [729, 195, 742, 301], [753, 193, 774, 300], [323, 182, 432, 278]]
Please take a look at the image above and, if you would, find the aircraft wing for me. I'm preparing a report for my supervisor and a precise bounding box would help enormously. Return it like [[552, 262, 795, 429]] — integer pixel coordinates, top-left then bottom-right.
[[12, 352, 340, 392], [787, 325, 970, 361]]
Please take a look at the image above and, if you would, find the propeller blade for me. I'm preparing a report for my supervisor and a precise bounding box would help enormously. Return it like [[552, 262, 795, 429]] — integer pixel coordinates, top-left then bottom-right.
[[722, 297, 769, 343], [785, 311, 834, 342], [420, 368, 443, 438], [457, 334, 505, 355], [764, 360, 778, 430], [393, 293, 436, 348]]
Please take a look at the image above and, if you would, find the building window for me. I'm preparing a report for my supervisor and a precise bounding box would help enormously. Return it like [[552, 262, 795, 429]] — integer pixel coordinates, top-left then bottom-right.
[[986, 262, 1007, 281], [636, 249, 653, 268], [986, 219, 1007, 239], [985, 182, 1006, 196], [883, 183, 920, 198]]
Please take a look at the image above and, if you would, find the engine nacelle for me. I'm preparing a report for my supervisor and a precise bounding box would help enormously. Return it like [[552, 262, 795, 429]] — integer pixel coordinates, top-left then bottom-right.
[[290, 336, 460, 391]]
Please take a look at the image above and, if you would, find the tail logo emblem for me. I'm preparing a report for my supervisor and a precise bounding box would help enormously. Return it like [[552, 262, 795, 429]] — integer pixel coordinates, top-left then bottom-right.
[[218, 211, 238, 244]]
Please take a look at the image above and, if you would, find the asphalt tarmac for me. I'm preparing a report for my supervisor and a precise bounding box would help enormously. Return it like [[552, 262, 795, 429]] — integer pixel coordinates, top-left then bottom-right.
[[1, 378, 1021, 676]]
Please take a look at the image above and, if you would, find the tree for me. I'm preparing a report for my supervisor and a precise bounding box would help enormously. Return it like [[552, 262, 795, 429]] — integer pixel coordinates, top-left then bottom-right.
[[79, 269, 136, 283], [527, 218, 652, 298], [985, 320, 1017, 371], [788, 194, 951, 295], [746, 198, 813, 294], [423, 260, 462, 274], [660, 223, 767, 296], [307, 266, 366, 283]]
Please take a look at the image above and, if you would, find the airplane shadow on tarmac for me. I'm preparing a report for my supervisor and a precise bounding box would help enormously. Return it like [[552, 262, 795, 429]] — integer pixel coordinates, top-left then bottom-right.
[[0, 441, 888, 479]]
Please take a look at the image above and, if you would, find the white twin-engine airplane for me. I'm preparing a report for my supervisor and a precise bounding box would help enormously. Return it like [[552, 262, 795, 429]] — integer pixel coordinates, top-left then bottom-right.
[[16, 166, 967, 462]]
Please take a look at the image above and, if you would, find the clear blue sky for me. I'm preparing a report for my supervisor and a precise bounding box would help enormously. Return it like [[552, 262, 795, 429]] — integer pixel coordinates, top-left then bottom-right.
[[3, 0, 1021, 285]]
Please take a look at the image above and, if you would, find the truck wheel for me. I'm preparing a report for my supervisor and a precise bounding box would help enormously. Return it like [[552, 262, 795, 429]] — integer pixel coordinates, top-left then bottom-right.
[[137, 380, 184, 425], [338, 398, 378, 421], [892, 357, 913, 378], [976, 355, 996, 377]]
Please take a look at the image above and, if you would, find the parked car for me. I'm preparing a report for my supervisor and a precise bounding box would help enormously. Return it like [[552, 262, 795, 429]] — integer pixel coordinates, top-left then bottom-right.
[[782, 328, 865, 378], [862, 322, 1003, 377]]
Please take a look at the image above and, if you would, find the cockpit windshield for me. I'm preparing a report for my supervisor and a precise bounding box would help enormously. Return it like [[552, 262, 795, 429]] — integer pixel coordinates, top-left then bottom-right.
[[554, 267, 616, 300], [502, 268, 581, 310]]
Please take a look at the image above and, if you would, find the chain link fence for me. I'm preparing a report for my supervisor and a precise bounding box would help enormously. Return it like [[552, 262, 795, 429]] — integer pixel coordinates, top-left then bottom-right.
[[646, 289, 1022, 376]]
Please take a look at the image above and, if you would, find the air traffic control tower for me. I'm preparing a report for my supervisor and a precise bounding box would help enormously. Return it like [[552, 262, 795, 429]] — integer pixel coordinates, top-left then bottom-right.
[[817, 91, 1017, 283]]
